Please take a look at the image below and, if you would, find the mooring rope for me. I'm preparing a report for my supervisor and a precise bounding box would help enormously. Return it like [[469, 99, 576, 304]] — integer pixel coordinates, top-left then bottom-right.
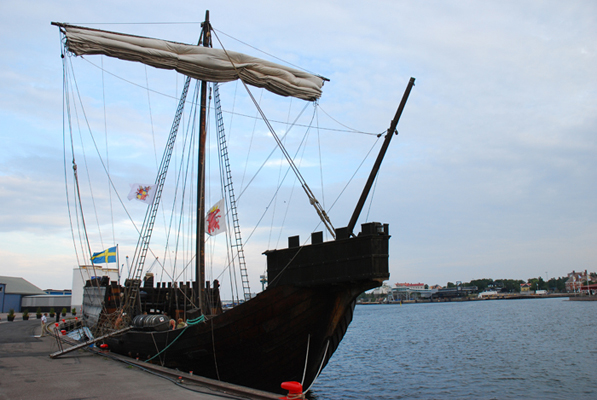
[[304, 339, 330, 394], [145, 315, 206, 362], [301, 334, 311, 386]]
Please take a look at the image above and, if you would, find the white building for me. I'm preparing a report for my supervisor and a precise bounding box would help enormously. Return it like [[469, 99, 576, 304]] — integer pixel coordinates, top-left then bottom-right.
[[371, 282, 392, 296], [71, 265, 119, 313]]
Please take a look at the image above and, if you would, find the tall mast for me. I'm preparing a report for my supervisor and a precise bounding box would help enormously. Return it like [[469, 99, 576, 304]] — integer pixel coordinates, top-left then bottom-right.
[[196, 11, 211, 313]]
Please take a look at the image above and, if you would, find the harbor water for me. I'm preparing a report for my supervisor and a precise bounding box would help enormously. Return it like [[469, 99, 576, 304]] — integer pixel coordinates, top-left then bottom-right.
[[310, 298, 596, 399]]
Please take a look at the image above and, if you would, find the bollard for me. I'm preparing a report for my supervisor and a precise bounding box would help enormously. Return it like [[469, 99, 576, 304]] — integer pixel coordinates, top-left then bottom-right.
[[280, 381, 304, 400]]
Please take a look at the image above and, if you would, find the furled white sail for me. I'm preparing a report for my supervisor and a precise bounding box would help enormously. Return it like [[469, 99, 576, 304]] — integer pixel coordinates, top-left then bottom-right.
[[56, 24, 324, 101]]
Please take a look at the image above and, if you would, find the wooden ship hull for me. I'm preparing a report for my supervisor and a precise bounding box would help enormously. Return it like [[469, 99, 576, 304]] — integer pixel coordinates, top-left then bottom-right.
[[97, 222, 389, 394]]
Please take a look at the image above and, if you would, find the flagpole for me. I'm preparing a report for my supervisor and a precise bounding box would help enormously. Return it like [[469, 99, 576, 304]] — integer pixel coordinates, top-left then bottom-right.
[[116, 244, 120, 285]]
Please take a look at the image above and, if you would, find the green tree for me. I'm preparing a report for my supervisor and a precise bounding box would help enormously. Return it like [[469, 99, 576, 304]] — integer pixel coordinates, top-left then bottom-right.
[[547, 277, 566, 292], [466, 278, 494, 292], [499, 279, 525, 293], [528, 277, 547, 291], [538, 277, 547, 290]]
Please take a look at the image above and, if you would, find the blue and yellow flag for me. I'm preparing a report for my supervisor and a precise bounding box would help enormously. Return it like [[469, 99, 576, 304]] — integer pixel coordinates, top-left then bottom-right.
[[91, 246, 117, 264]]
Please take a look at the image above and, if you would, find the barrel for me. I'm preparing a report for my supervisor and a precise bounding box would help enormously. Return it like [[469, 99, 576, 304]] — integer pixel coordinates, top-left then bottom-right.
[[132, 314, 170, 331]]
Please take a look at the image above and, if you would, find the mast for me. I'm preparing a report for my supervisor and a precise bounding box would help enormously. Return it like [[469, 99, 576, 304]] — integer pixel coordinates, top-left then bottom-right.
[[196, 11, 211, 313], [346, 77, 415, 236]]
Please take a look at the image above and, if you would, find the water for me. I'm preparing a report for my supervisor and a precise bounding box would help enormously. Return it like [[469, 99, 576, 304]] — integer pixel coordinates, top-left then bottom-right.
[[310, 298, 596, 399]]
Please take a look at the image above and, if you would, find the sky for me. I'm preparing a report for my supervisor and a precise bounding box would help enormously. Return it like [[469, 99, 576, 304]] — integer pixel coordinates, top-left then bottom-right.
[[1, 1, 596, 296]]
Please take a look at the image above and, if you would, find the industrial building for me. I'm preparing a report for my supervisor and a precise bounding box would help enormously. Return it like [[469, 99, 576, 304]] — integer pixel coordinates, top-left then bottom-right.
[[0, 276, 72, 313], [0, 276, 45, 312]]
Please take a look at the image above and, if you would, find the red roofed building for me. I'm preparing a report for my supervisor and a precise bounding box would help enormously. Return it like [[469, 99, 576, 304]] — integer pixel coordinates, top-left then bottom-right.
[[395, 282, 426, 290]]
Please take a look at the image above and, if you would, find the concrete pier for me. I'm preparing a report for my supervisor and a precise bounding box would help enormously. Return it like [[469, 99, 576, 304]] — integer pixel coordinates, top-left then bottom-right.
[[0, 313, 279, 400]]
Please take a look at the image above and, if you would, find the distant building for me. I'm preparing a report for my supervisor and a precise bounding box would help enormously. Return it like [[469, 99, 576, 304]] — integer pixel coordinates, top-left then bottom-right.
[[580, 283, 597, 295], [0, 276, 45, 312], [566, 270, 588, 293], [21, 294, 71, 313], [520, 283, 531, 292], [395, 282, 426, 290], [44, 289, 72, 296], [371, 283, 392, 297], [478, 290, 499, 298]]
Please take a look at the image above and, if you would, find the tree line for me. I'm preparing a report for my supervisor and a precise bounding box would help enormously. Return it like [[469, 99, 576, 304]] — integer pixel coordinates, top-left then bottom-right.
[[451, 276, 569, 293]]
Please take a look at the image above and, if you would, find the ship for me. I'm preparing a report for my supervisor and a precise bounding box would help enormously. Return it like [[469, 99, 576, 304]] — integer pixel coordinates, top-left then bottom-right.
[[52, 12, 414, 395]]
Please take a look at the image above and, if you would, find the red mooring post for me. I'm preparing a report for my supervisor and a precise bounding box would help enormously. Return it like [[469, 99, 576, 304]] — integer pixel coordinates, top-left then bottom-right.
[[280, 381, 304, 400]]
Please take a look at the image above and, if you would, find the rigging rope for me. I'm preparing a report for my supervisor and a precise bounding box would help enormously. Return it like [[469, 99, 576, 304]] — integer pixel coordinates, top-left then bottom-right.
[[65, 58, 136, 232], [242, 89, 335, 236], [80, 55, 379, 135], [216, 34, 336, 237], [365, 170, 380, 222], [155, 79, 200, 290], [212, 28, 324, 78], [65, 53, 171, 283], [62, 39, 117, 324], [317, 104, 382, 136], [269, 97, 295, 249], [239, 81, 259, 194], [63, 50, 99, 277], [274, 104, 318, 249], [326, 137, 381, 213], [299, 135, 382, 244], [68, 57, 106, 253], [316, 107, 327, 238], [101, 56, 116, 249], [213, 92, 378, 282], [62, 46, 81, 266], [210, 85, 242, 305], [63, 43, 202, 318], [212, 26, 335, 237]]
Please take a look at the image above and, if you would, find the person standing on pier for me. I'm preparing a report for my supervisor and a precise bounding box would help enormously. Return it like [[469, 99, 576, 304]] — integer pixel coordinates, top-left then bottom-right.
[[41, 313, 48, 337]]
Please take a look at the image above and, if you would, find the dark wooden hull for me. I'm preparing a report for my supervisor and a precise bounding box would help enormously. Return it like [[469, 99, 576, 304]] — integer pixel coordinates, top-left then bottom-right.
[[102, 222, 390, 394], [107, 284, 361, 393]]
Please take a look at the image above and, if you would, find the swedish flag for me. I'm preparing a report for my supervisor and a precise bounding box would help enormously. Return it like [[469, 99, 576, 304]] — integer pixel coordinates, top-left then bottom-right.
[[91, 246, 117, 264]]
